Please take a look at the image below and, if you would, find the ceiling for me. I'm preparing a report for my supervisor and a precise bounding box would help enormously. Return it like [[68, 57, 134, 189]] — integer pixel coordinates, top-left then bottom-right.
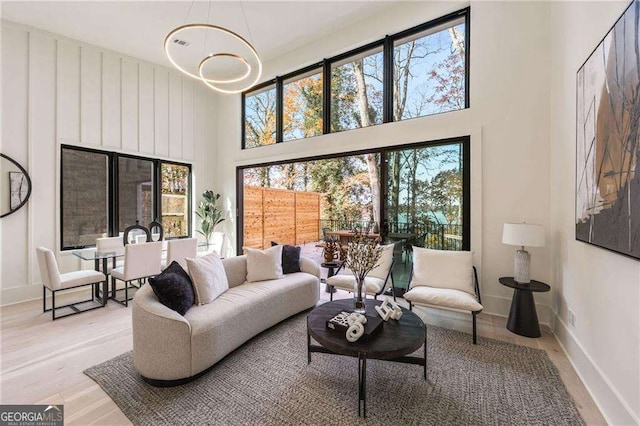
[[1, 1, 397, 71]]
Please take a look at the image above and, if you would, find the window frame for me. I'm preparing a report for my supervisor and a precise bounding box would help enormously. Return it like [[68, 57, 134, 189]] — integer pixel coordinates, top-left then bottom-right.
[[60, 144, 192, 250], [235, 135, 470, 254], [241, 7, 470, 149]]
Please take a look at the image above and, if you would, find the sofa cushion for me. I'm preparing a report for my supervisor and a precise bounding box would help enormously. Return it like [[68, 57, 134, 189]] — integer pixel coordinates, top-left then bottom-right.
[[186, 253, 229, 305], [148, 261, 195, 315], [245, 245, 283, 282], [270, 242, 302, 274]]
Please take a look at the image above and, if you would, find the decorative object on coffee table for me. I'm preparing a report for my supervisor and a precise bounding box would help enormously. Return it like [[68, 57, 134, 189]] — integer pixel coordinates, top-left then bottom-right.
[[307, 299, 426, 417], [375, 296, 403, 321], [195, 190, 224, 247], [502, 222, 545, 283], [344, 231, 383, 314]]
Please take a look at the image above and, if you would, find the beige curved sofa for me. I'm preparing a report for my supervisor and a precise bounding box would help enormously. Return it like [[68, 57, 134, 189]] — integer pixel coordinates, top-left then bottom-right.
[[132, 255, 320, 386]]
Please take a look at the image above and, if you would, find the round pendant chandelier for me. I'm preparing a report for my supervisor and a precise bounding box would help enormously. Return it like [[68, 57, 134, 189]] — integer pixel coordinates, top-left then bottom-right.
[[163, 2, 262, 94]]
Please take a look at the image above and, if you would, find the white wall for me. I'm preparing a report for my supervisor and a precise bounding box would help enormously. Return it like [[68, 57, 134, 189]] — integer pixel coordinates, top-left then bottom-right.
[[549, 2, 640, 424], [216, 1, 553, 322], [0, 20, 219, 305]]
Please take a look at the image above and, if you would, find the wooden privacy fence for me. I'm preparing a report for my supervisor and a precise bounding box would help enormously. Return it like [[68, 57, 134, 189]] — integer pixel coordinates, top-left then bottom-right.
[[244, 186, 321, 249]]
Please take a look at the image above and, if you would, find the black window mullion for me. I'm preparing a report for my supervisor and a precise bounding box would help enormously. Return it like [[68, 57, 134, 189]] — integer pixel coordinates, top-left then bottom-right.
[[322, 59, 331, 135], [464, 7, 471, 108], [154, 160, 162, 225], [276, 77, 284, 143], [383, 35, 394, 123], [109, 153, 118, 237], [462, 137, 471, 250], [379, 150, 388, 238]]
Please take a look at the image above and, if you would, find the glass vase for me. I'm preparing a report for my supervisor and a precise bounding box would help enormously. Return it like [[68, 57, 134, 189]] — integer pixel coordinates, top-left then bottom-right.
[[353, 277, 366, 314]]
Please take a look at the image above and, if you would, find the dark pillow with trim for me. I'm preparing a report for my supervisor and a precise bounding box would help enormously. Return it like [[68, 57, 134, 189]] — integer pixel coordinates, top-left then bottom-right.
[[270, 241, 302, 274], [148, 261, 195, 315]]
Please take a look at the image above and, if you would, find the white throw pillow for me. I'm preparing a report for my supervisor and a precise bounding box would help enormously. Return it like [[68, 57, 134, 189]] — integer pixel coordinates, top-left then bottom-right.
[[412, 247, 474, 295], [186, 253, 229, 305], [245, 245, 283, 282]]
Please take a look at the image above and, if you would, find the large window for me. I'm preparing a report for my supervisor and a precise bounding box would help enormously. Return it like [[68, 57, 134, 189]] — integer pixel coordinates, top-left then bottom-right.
[[61, 149, 109, 249], [244, 84, 276, 148], [283, 69, 323, 141], [331, 47, 384, 132], [60, 146, 192, 250], [393, 18, 466, 120], [237, 137, 470, 288], [242, 8, 469, 148]]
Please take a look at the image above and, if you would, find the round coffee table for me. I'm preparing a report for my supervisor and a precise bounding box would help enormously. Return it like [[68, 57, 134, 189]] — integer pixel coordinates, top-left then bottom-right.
[[306, 299, 426, 418]]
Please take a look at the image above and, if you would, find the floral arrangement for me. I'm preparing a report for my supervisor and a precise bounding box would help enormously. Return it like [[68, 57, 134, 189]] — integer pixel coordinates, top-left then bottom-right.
[[344, 231, 383, 311]]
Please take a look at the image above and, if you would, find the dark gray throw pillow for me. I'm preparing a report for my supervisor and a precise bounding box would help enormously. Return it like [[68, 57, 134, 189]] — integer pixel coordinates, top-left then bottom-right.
[[270, 241, 302, 274], [148, 261, 195, 315]]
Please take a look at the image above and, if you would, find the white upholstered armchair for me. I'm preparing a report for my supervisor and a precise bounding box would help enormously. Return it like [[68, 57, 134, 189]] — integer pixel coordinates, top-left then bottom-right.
[[404, 247, 482, 344], [326, 243, 397, 301]]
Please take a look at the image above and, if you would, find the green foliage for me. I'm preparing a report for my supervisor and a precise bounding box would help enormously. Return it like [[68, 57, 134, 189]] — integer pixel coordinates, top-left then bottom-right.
[[195, 190, 224, 243]]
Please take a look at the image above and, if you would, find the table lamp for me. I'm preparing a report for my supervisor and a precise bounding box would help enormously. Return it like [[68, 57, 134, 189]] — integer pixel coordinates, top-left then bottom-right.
[[502, 223, 545, 284]]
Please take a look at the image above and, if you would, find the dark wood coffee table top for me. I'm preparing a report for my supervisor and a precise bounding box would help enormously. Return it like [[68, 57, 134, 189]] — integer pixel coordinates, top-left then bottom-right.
[[307, 299, 425, 360]]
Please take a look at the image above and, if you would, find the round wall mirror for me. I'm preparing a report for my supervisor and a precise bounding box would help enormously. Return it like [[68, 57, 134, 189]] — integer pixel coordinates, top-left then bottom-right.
[[0, 153, 32, 218]]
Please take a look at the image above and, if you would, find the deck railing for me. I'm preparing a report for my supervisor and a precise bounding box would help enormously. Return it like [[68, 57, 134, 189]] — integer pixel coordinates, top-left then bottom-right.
[[319, 219, 463, 251]]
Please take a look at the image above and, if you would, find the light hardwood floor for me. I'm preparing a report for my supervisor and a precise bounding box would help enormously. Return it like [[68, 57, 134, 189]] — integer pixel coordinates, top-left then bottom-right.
[[1, 287, 606, 425]]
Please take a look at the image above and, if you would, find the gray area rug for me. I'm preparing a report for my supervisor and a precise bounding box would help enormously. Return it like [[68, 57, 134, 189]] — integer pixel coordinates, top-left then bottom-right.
[[85, 314, 584, 425]]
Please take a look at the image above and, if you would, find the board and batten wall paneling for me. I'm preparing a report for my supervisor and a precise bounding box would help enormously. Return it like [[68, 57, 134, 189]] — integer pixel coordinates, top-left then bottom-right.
[[0, 20, 219, 305], [56, 41, 80, 142], [138, 63, 155, 155], [1, 25, 30, 294], [101, 54, 121, 149], [182, 79, 195, 161], [154, 68, 169, 157], [169, 73, 183, 159], [80, 47, 102, 146], [28, 33, 58, 284], [121, 59, 139, 152]]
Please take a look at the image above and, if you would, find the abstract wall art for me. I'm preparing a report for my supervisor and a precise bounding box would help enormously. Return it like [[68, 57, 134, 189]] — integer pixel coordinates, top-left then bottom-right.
[[576, 0, 640, 260]]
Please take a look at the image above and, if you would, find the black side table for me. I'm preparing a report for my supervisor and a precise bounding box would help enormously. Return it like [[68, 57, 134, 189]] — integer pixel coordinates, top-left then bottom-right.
[[499, 277, 550, 338], [321, 262, 342, 293]]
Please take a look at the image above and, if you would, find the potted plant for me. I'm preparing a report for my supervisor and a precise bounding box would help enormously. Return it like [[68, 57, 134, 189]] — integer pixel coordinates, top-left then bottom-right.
[[195, 191, 224, 246]]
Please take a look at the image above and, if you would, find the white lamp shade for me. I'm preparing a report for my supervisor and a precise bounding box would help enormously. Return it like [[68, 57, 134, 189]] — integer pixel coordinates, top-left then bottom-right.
[[502, 223, 545, 247]]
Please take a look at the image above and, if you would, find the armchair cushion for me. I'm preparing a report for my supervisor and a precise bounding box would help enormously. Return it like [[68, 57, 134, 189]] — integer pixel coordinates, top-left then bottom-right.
[[148, 261, 195, 315], [368, 243, 394, 280], [404, 286, 482, 312], [186, 253, 229, 305], [412, 247, 475, 295], [326, 274, 386, 295]]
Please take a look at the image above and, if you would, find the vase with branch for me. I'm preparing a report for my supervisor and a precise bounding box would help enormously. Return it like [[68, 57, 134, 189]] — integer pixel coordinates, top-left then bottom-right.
[[195, 191, 224, 247], [344, 231, 383, 314]]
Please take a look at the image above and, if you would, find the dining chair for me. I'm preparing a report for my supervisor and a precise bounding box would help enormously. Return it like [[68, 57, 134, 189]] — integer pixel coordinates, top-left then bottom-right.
[[110, 241, 163, 307], [96, 236, 124, 273], [163, 238, 198, 271], [326, 243, 396, 301], [404, 247, 482, 344], [36, 247, 107, 320]]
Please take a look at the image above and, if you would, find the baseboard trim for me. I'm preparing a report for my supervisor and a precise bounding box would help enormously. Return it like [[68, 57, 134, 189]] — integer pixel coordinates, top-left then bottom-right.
[[553, 313, 639, 426], [1, 284, 43, 307]]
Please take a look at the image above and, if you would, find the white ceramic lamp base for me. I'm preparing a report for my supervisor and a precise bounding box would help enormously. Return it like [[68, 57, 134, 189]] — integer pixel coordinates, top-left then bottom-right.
[[514, 249, 531, 283]]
